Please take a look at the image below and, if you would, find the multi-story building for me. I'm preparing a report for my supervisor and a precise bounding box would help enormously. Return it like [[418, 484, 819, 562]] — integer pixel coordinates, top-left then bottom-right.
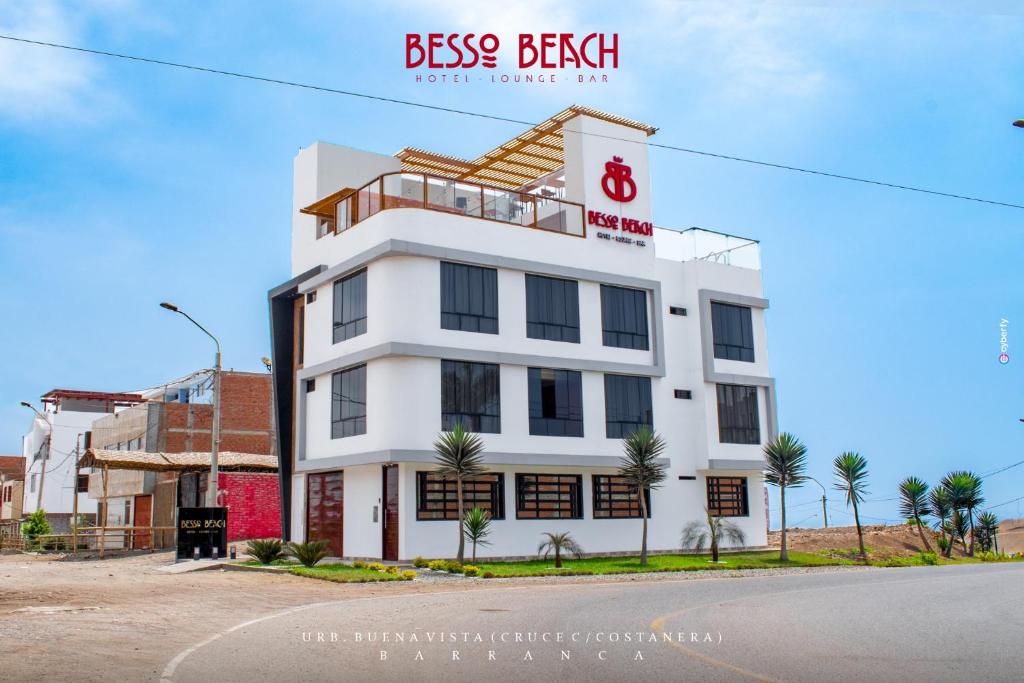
[[1, 456, 25, 521], [21, 390, 144, 531], [269, 105, 776, 560]]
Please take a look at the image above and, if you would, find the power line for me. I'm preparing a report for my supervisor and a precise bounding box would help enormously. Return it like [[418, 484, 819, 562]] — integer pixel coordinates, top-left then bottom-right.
[[2, 33, 1022, 211]]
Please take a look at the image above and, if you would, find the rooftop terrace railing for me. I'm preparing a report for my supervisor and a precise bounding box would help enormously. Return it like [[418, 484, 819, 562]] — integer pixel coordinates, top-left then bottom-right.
[[673, 227, 761, 270], [314, 172, 586, 240]]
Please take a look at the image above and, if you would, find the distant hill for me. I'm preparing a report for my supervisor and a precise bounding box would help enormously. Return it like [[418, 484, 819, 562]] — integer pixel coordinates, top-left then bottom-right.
[[998, 518, 1024, 554]]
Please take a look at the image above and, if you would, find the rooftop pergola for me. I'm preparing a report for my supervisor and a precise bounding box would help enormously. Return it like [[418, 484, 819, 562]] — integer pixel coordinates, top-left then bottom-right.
[[78, 448, 277, 472]]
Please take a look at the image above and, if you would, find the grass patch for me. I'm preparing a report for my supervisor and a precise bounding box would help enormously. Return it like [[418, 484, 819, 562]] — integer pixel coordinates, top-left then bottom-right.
[[473, 551, 850, 578], [237, 559, 300, 567], [289, 564, 409, 583]]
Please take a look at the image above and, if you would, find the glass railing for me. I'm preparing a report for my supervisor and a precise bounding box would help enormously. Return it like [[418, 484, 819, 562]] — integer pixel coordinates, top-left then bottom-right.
[[316, 172, 585, 239], [672, 227, 761, 270]]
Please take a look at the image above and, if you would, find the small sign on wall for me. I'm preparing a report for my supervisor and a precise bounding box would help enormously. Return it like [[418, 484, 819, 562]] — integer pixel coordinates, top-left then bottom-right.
[[176, 507, 228, 560]]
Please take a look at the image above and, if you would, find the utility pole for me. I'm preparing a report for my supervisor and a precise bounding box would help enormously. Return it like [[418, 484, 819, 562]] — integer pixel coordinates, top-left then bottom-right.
[[72, 433, 81, 553], [807, 476, 828, 528]]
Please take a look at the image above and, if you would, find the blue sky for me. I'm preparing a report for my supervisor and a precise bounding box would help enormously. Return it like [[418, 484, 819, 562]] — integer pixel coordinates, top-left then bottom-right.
[[1, 1, 1021, 528]]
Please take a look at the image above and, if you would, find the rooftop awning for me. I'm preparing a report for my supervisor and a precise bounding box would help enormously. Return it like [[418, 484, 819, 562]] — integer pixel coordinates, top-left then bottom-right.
[[397, 105, 657, 190], [78, 448, 278, 472]]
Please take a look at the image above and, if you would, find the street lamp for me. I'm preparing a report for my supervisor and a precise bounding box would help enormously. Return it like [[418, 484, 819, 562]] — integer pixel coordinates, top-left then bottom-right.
[[160, 302, 222, 507], [1013, 120, 1024, 128], [806, 476, 829, 528], [20, 400, 52, 509]]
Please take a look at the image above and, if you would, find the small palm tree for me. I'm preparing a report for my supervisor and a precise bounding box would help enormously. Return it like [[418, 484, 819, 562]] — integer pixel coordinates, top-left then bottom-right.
[[462, 507, 492, 563], [537, 531, 583, 569], [287, 540, 329, 567], [976, 511, 1000, 553], [929, 486, 953, 557], [898, 476, 933, 553], [681, 508, 747, 563], [947, 508, 970, 555], [941, 471, 984, 556], [618, 427, 668, 566], [762, 432, 808, 561], [433, 423, 486, 564], [833, 452, 869, 562]]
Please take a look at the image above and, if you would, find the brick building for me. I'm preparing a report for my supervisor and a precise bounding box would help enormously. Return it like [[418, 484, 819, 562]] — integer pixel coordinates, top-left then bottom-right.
[[84, 370, 281, 547], [1, 456, 25, 521]]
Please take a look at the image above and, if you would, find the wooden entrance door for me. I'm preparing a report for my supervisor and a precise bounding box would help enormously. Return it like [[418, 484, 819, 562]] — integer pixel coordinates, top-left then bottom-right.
[[132, 494, 152, 549], [307, 472, 344, 557], [382, 465, 399, 561]]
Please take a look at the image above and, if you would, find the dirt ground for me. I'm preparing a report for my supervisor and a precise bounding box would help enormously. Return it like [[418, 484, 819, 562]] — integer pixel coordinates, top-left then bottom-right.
[[768, 523, 948, 558]]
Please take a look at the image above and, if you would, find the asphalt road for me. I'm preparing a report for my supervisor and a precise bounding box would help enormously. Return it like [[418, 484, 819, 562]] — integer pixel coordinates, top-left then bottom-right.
[[164, 564, 1024, 683]]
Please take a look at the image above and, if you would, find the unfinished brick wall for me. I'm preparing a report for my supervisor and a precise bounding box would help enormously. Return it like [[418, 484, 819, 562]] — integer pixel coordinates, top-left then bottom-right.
[[219, 472, 281, 541], [163, 372, 274, 455]]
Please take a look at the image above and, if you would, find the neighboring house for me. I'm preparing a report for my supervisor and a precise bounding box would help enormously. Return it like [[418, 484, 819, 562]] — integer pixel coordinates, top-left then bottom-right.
[[0, 455, 25, 521], [83, 370, 280, 547], [269, 105, 777, 561], [21, 390, 144, 532]]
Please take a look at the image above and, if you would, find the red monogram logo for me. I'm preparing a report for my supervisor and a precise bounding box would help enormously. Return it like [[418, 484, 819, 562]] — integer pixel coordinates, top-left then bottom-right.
[[601, 156, 637, 203]]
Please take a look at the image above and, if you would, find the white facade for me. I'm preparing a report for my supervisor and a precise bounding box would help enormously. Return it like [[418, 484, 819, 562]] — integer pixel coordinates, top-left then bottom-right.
[[275, 108, 777, 560]]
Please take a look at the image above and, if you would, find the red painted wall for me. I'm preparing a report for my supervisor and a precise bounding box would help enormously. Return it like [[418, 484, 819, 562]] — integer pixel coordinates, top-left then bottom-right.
[[218, 472, 281, 541]]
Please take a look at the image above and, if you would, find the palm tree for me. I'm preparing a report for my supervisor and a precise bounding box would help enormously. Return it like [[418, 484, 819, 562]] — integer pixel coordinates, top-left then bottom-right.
[[681, 508, 747, 563], [762, 432, 808, 561], [462, 507, 492, 563], [976, 511, 1000, 554], [929, 486, 953, 557], [432, 423, 486, 564], [537, 532, 584, 569], [898, 476, 933, 553], [833, 452, 869, 562], [947, 508, 970, 555], [941, 471, 984, 556], [618, 427, 668, 566]]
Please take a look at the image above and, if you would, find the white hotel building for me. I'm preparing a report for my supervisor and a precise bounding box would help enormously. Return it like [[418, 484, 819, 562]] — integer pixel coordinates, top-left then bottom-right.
[[268, 106, 777, 561]]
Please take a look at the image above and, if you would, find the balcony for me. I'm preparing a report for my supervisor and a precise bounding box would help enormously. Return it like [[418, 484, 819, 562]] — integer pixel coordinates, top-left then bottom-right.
[[303, 172, 586, 240], [660, 227, 761, 270]]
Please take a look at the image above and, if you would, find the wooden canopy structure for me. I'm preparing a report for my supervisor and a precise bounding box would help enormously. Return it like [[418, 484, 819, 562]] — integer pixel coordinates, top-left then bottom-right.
[[395, 105, 657, 190], [78, 448, 277, 472]]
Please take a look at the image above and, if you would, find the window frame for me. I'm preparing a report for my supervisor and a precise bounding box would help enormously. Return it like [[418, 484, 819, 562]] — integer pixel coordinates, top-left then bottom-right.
[[525, 274, 580, 343], [515, 473, 584, 520], [600, 284, 650, 350], [527, 367, 584, 437], [332, 268, 368, 344], [592, 474, 651, 519], [441, 360, 501, 434], [440, 261, 499, 334], [603, 374, 653, 439], [331, 365, 367, 439], [711, 302, 755, 362], [706, 476, 750, 517], [415, 471, 506, 520], [716, 384, 760, 445]]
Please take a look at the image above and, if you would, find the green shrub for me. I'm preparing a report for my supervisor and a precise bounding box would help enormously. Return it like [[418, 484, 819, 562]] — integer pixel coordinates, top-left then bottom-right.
[[287, 540, 330, 567], [352, 560, 366, 568], [444, 560, 464, 573], [482, 571, 495, 579], [427, 559, 448, 571], [401, 570, 417, 580], [937, 537, 951, 554], [918, 552, 938, 565], [977, 551, 1008, 563], [385, 565, 399, 575], [21, 509, 51, 540], [246, 538, 285, 565], [366, 562, 386, 572], [462, 565, 480, 576], [412, 556, 428, 568]]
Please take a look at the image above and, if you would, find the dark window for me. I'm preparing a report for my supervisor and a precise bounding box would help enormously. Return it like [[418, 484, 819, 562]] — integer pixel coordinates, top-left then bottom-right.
[[669, 306, 687, 316], [593, 474, 651, 518], [711, 302, 754, 362], [306, 291, 316, 304], [333, 269, 367, 343], [716, 384, 760, 444], [600, 284, 649, 350], [525, 274, 580, 343], [528, 368, 583, 437], [516, 474, 583, 519], [416, 472, 505, 520], [441, 360, 500, 433], [331, 365, 366, 438], [707, 477, 749, 517], [441, 262, 498, 334], [604, 374, 653, 438], [674, 389, 692, 399], [305, 378, 316, 393]]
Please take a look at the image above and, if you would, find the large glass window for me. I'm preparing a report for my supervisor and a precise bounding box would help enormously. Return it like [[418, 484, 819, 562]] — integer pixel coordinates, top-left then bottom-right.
[[332, 269, 367, 343], [525, 274, 580, 343], [440, 262, 498, 334], [592, 474, 651, 518], [712, 302, 755, 362], [441, 360, 501, 433], [416, 472, 505, 520], [707, 477, 749, 517], [331, 365, 366, 438], [600, 284, 649, 350], [716, 384, 760, 444], [604, 374, 653, 438], [516, 474, 583, 519], [528, 368, 583, 437]]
